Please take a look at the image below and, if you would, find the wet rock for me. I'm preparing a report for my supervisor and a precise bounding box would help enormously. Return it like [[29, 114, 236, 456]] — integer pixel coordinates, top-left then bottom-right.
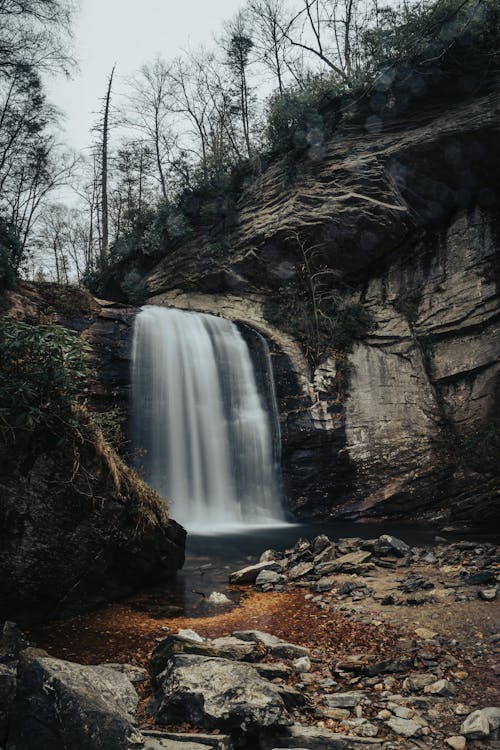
[[154, 654, 290, 731], [0, 622, 29, 668], [232, 630, 310, 659], [7, 654, 142, 749], [229, 561, 281, 584]]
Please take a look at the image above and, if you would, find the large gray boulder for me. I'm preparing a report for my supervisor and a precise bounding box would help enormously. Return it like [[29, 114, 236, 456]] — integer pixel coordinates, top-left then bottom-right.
[[150, 634, 260, 680], [155, 654, 290, 731], [7, 654, 142, 750]]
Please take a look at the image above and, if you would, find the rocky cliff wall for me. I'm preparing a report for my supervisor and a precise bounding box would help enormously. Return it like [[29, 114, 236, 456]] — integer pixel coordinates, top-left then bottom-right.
[[141, 83, 500, 527], [0, 285, 186, 625]]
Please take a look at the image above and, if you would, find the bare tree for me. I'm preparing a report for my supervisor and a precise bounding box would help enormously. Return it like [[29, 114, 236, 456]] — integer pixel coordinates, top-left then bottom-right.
[[100, 64, 116, 259], [127, 56, 173, 201], [247, 0, 288, 93]]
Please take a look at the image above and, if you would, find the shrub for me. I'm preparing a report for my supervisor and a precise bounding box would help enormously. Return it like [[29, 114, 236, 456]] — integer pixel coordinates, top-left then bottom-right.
[[263, 280, 374, 359], [266, 74, 343, 157], [0, 218, 22, 292], [0, 318, 90, 456]]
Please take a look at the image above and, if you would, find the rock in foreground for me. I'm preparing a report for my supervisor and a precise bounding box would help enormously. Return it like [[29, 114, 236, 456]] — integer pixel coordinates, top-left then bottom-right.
[[7, 653, 142, 750], [155, 653, 291, 731]]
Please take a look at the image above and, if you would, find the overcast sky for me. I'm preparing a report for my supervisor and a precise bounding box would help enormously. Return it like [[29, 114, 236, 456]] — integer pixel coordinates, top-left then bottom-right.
[[48, 0, 245, 153]]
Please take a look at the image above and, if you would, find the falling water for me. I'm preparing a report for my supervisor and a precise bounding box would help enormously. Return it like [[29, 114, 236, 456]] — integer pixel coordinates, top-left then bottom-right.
[[131, 306, 286, 532]]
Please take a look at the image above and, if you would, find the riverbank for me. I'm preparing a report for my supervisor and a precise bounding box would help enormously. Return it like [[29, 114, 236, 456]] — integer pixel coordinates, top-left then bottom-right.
[[19, 532, 498, 749]]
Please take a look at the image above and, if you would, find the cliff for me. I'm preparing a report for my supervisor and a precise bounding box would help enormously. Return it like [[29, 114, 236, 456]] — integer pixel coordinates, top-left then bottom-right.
[[142, 82, 500, 527], [0, 285, 186, 625]]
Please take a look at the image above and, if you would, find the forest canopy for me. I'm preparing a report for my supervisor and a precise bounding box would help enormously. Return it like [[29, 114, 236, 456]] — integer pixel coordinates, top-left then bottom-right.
[[0, 0, 498, 293]]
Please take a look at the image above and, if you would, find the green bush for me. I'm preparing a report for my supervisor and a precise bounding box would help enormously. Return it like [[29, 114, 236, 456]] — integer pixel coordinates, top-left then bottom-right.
[[0, 218, 22, 292], [266, 74, 342, 157], [0, 318, 90, 454], [263, 281, 374, 358]]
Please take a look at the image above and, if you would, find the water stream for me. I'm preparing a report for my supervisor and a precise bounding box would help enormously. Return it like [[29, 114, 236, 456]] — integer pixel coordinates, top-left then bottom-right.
[[131, 306, 286, 532]]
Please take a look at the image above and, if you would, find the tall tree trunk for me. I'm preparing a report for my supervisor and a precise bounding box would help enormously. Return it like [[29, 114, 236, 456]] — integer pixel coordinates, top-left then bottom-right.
[[101, 65, 116, 260]]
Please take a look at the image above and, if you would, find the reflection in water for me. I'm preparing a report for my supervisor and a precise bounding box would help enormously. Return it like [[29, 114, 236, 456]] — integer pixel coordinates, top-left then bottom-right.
[[135, 520, 444, 619]]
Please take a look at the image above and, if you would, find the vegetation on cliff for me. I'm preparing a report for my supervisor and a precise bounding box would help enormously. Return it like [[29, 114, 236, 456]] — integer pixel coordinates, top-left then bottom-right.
[[0, 314, 167, 524]]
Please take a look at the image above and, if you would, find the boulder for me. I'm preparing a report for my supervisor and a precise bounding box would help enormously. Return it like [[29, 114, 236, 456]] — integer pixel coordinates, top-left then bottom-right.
[[374, 535, 410, 558], [461, 709, 491, 738], [318, 551, 373, 574], [154, 654, 290, 731], [6, 654, 142, 750], [229, 561, 281, 584], [150, 634, 260, 678]]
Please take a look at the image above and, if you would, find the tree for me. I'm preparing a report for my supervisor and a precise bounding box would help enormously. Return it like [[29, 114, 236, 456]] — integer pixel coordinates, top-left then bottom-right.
[[0, 0, 75, 76], [247, 0, 288, 93], [98, 65, 116, 260], [127, 57, 173, 202], [224, 12, 255, 158]]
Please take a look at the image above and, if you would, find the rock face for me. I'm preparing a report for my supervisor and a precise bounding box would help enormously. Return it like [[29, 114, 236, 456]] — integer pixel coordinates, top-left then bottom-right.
[[0, 429, 186, 625], [0, 285, 186, 625], [140, 83, 500, 525], [7, 653, 143, 750], [155, 653, 290, 731]]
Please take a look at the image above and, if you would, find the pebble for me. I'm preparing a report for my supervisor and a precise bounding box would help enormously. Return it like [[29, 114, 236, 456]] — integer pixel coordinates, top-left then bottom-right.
[[479, 588, 497, 601], [292, 656, 311, 673], [445, 738, 466, 750]]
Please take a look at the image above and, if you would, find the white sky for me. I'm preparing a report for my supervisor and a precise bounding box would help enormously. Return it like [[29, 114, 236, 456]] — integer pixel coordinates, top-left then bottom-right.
[[48, 0, 245, 152]]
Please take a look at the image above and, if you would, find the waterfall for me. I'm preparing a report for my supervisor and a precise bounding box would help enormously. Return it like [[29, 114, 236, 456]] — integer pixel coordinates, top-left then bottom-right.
[[131, 306, 286, 532]]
